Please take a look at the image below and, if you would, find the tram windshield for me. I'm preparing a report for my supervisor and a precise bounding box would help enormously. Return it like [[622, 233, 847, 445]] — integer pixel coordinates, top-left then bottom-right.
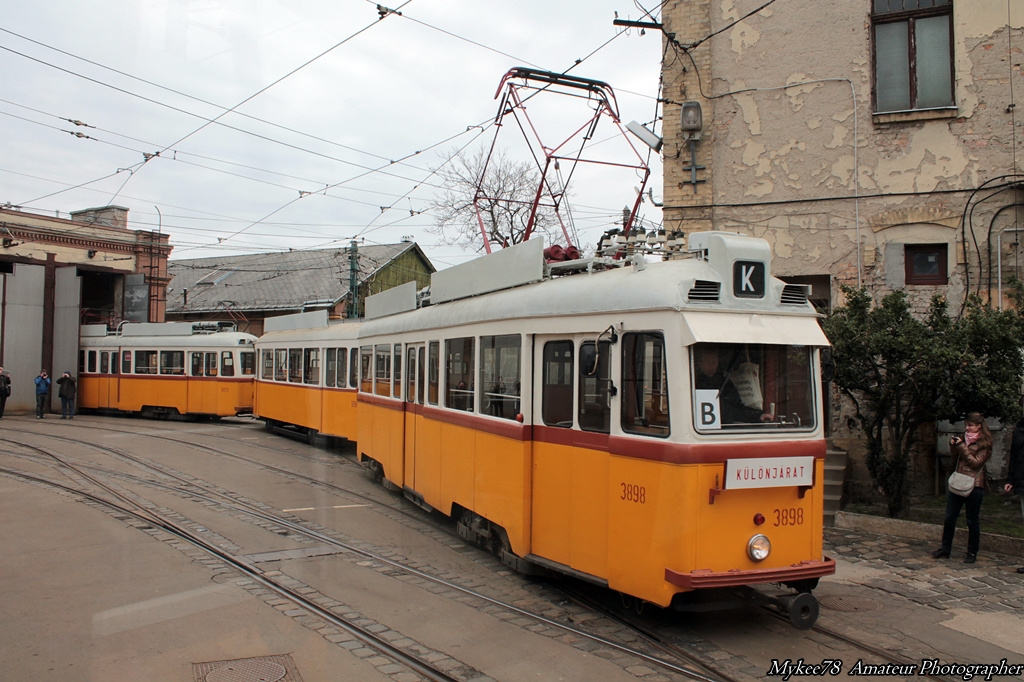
[[691, 342, 816, 432]]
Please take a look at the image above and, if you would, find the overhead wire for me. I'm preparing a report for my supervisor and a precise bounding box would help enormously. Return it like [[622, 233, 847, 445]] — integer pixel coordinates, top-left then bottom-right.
[[106, 0, 419, 205], [3, 4, 658, 258]]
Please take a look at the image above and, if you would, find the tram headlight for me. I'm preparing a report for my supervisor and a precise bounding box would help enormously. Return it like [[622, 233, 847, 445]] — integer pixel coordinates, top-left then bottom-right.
[[747, 534, 771, 562]]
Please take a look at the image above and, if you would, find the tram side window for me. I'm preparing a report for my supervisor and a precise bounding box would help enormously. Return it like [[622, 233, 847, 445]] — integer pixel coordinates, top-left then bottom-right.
[[261, 350, 274, 380], [87, 350, 98, 373], [240, 350, 255, 376], [335, 348, 346, 388], [542, 341, 574, 427], [417, 347, 425, 404], [108, 351, 118, 374], [288, 348, 302, 383], [274, 349, 287, 381], [621, 333, 670, 437], [359, 346, 372, 393], [445, 337, 474, 411], [481, 334, 520, 420], [374, 344, 391, 396], [190, 352, 209, 377], [325, 348, 337, 388], [135, 350, 157, 374], [79, 350, 86, 374], [349, 348, 358, 389], [221, 351, 235, 377], [160, 350, 185, 375], [122, 351, 132, 374], [393, 345, 402, 400], [427, 342, 439, 405], [579, 340, 612, 433], [99, 351, 109, 374], [304, 348, 319, 385], [405, 347, 416, 403]]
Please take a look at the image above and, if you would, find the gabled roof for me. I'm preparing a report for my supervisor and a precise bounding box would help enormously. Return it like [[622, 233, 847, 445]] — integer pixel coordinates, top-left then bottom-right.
[[166, 242, 433, 314]]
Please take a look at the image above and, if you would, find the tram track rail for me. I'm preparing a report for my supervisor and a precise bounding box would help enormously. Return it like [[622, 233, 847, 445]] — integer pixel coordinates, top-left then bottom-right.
[[558, 573, 972, 682], [0, 423, 725, 682], [0, 462, 464, 682], [757, 605, 963, 682], [6, 418, 989, 682]]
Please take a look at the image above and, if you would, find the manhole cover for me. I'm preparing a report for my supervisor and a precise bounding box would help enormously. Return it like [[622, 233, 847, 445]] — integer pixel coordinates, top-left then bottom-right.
[[194, 655, 301, 682], [207, 660, 286, 682], [818, 595, 880, 612]]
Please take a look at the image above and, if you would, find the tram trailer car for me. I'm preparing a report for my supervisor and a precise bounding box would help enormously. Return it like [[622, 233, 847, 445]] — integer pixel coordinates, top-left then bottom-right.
[[253, 311, 361, 442], [352, 232, 835, 628], [79, 323, 257, 418]]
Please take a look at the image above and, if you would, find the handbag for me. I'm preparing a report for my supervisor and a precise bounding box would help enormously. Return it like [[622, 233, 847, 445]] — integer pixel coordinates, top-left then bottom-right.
[[947, 472, 975, 496], [947, 448, 975, 497]]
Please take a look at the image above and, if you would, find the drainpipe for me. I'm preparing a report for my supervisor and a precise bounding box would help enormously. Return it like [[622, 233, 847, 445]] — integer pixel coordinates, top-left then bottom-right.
[[996, 227, 1024, 309]]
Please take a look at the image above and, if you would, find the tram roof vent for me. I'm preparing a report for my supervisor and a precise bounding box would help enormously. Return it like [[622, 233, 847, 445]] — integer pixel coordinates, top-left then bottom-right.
[[781, 283, 811, 306], [687, 280, 721, 302]]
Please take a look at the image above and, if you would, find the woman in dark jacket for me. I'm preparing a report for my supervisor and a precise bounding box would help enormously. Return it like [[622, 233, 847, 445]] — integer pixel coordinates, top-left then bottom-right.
[[932, 412, 992, 564]]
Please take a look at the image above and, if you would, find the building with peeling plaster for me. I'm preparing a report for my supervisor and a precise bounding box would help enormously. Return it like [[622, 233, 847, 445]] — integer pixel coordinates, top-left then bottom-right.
[[658, 0, 1024, 499]]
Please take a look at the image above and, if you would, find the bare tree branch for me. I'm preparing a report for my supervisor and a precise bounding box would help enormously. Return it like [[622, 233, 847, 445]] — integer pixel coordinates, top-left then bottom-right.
[[428, 147, 561, 252]]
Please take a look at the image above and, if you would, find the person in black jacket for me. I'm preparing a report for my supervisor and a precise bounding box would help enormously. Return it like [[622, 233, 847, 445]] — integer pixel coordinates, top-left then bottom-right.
[[694, 346, 772, 426], [0, 366, 10, 418], [1005, 418, 1024, 574], [57, 370, 77, 419]]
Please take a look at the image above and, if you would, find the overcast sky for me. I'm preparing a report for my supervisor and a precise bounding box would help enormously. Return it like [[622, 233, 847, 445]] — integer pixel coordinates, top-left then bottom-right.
[[1, 1, 665, 269]]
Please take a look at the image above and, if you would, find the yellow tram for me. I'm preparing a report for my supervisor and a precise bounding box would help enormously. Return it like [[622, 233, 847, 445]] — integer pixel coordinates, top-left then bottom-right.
[[350, 232, 835, 627], [78, 322, 256, 418], [253, 311, 361, 441]]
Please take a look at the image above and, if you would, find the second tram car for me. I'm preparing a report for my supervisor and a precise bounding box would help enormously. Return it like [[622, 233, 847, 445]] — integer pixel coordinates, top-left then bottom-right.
[[253, 311, 361, 441], [78, 322, 257, 418], [351, 232, 835, 627]]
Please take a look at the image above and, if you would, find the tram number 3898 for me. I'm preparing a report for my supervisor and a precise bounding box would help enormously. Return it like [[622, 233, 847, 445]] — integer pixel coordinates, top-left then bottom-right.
[[619, 482, 647, 504], [774, 508, 805, 526]]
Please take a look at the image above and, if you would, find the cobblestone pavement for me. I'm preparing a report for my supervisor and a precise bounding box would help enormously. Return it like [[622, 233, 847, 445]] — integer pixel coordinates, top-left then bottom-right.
[[824, 526, 1024, 615]]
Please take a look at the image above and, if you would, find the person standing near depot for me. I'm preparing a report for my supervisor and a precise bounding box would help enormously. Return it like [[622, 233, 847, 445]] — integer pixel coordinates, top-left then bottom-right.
[[932, 412, 992, 564], [34, 369, 50, 419], [57, 370, 77, 419], [0, 366, 10, 418], [1006, 417, 1024, 574]]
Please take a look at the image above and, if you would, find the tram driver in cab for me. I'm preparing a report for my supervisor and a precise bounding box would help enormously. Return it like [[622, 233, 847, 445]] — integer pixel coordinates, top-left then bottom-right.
[[693, 344, 774, 427]]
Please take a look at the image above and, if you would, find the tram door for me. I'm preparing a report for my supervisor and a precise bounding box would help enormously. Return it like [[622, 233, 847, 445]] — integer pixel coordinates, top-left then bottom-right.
[[92, 350, 119, 409], [530, 334, 612, 574], [188, 351, 217, 414], [103, 351, 119, 408], [403, 344, 423, 488]]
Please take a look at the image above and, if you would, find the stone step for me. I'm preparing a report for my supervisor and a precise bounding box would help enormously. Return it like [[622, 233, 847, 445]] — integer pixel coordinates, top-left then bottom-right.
[[822, 447, 848, 527]]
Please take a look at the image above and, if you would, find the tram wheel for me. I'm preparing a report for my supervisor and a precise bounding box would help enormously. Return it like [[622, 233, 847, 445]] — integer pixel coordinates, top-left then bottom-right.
[[783, 592, 819, 630]]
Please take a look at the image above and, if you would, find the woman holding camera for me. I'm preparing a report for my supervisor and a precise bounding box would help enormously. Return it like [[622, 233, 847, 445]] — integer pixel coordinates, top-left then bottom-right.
[[932, 412, 992, 564]]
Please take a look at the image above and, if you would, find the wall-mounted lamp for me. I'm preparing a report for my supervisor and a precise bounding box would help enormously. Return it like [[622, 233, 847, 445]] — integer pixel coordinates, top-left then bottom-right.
[[680, 101, 705, 193], [626, 120, 663, 152], [87, 250, 97, 258], [680, 101, 703, 141]]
